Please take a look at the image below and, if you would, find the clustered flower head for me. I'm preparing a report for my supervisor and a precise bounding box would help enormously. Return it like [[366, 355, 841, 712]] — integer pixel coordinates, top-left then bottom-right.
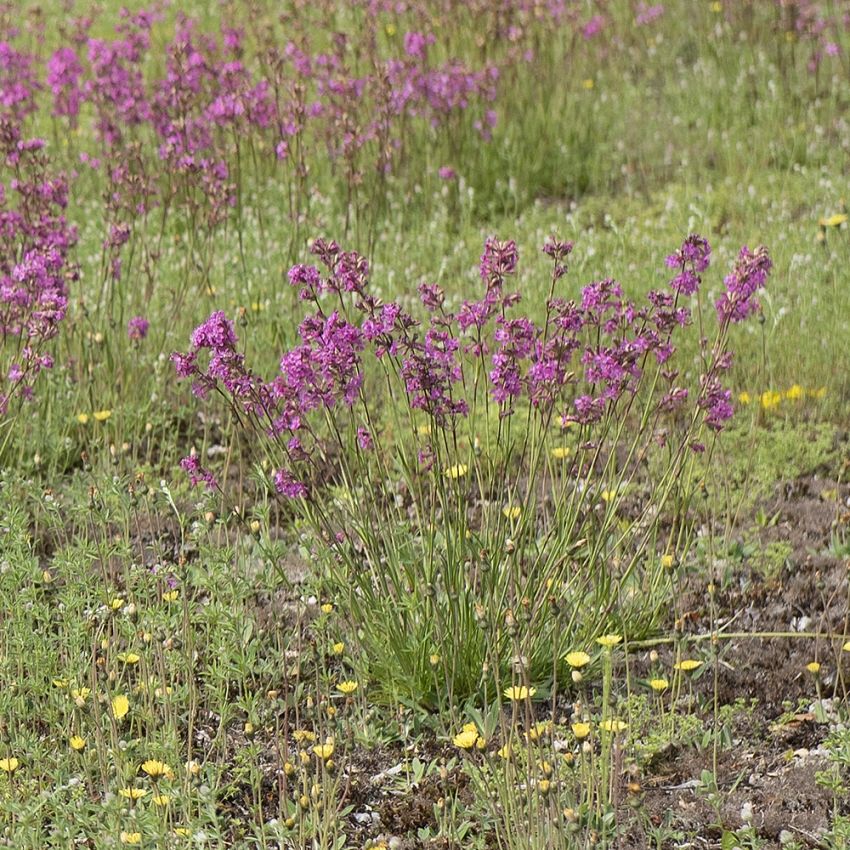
[[175, 233, 770, 496], [0, 120, 77, 417]]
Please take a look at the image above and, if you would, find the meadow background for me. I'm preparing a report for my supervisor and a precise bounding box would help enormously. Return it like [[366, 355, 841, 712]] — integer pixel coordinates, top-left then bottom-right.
[[1, 1, 850, 848]]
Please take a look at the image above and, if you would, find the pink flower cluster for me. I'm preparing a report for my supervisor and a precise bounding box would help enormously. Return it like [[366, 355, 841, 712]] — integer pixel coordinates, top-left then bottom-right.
[[175, 234, 771, 497]]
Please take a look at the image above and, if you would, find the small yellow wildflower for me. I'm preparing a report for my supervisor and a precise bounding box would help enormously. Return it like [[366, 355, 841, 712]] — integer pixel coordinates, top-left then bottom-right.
[[502, 505, 521, 520], [551, 447, 571, 460], [538, 778, 551, 794], [527, 720, 551, 742], [453, 728, 479, 749], [565, 651, 590, 669], [0, 758, 19, 773], [76, 413, 89, 424], [320, 602, 333, 614], [819, 213, 848, 228], [118, 653, 140, 665], [596, 634, 622, 649], [785, 384, 804, 401], [711, 1, 722, 11], [429, 653, 441, 666], [174, 828, 191, 837], [601, 489, 616, 503], [737, 392, 751, 405], [313, 741, 334, 760], [599, 718, 628, 733], [571, 722, 591, 739], [153, 794, 170, 806], [112, 694, 130, 719], [503, 685, 536, 701], [52, 678, 69, 688], [497, 743, 513, 759], [120, 833, 142, 845], [759, 390, 782, 410], [293, 729, 316, 743], [162, 590, 179, 602], [444, 464, 468, 479], [119, 788, 147, 800], [417, 424, 432, 436], [661, 554, 674, 569], [806, 661, 821, 675], [93, 409, 112, 422], [843, 641, 850, 652], [110, 597, 125, 611], [649, 678, 669, 692], [332, 642, 345, 655], [809, 386, 827, 399], [337, 680, 358, 695], [582, 78, 594, 90], [674, 659, 702, 672], [70, 735, 86, 751], [71, 687, 90, 706], [141, 760, 171, 779]]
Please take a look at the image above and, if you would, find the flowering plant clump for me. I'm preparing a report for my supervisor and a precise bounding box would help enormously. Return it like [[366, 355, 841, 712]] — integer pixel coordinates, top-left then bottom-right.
[[0, 119, 77, 427], [175, 235, 769, 704]]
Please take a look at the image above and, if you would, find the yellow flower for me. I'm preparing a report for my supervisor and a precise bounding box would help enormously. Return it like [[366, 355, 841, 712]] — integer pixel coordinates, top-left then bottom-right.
[[565, 651, 590, 669], [737, 392, 751, 405], [806, 661, 821, 675], [0, 758, 19, 773], [417, 424, 432, 436], [551, 446, 571, 460], [93, 409, 112, 422], [527, 720, 551, 742], [649, 678, 669, 692], [312, 742, 334, 760], [429, 653, 441, 666], [582, 78, 594, 90], [118, 653, 140, 665], [320, 602, 333, 614], [112, 694, 130, 719], [599, 718, 628, 733], [596, 634, 622, 649], [503, 685, 536, 701], [120, 833, 142, 845], [497, 743, 513, 759], [153, 794, 170, 806], [337, 680, 359, 695], [571, 722, 591, 739], [843, 641, 850, 652], [453, 728, 479, 749], [444, 464, 468, 479], [710, 1, 722, 11], [784, 384, 804, 401], [110, 597, 125, 611], [293, 729, 316, 743], [332, 642, 345, 655], [601, 489, 616, 503], [502, 505, 521, 520], [71, 687, 90, 705], [674, 659, 702, 672], [661, 554, 674, 569], [759, 390, 781, 410], [76, 413, 89, 424], [819, 213, 848, 228], [119, 788, 147, 800], [141, 760, 171, 779], [174, 827, 191, 837], [809, 386, 827, 399], [52, 678, 69, 688], [70, 735, 86, 751], [162, 590, 179, 602]]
